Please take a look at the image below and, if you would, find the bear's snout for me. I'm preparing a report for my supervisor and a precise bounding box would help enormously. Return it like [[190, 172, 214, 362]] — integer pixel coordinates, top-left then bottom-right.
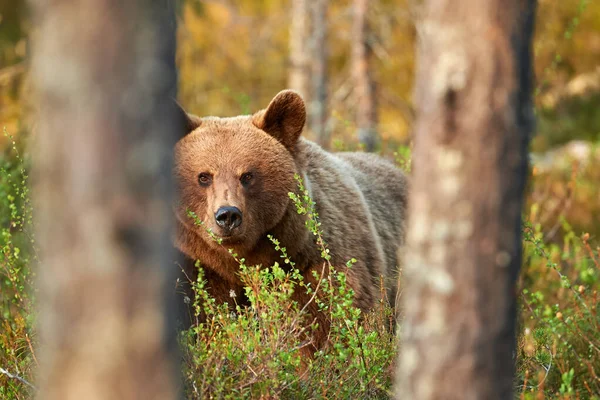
[[215, 206, 243, 232]]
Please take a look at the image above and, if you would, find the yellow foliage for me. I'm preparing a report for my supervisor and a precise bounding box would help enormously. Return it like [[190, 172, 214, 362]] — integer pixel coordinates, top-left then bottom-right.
[[1, 0, 599, 147]]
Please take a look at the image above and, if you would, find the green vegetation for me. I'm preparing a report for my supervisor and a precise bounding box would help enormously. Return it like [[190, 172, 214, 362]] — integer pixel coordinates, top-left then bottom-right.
[[1, 0, 599, 398], [1, 131, 599, 397], [0, 130, 35, 399], [181, 176, 395, 398]]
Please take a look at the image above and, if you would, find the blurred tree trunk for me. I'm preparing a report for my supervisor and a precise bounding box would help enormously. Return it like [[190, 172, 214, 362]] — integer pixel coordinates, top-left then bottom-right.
[[352, 0, 377, 152], [396, 1, 536, 399], [289, 0, 310, 101], [309, 0, 330, 149], [31, 1, 182, 399]]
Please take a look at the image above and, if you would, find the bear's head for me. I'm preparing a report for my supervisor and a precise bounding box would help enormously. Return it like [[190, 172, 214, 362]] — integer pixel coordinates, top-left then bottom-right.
[[173, 90, 306, 253]]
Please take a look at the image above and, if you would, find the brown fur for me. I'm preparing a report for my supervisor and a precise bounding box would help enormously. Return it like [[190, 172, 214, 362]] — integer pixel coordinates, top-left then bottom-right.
[[173, 90, 408, 353]]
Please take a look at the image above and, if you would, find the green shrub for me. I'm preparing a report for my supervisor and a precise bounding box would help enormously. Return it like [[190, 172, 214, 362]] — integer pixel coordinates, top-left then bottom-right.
[[517, 167, 600, 398], [181, 174, 396, 399], [0, 130, 599, 399], [0, 129, 36, 398]]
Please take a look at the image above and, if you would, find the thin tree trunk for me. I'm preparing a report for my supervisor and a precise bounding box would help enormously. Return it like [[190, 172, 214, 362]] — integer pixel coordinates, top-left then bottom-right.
[[352, 0, 378, 152], [289, 0, 310, 101], [309, 0, 329, 149], [396, 1, 536, 399], [30, 1, 181, 399]]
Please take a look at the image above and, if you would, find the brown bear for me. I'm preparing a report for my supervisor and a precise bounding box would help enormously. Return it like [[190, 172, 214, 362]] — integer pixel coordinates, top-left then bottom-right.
[[173, 90, 408, 354]]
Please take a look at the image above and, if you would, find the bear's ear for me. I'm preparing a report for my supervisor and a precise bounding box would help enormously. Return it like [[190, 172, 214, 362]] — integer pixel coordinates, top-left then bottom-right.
[[171, 98, 202, 140], [252, 90, 306, 150]]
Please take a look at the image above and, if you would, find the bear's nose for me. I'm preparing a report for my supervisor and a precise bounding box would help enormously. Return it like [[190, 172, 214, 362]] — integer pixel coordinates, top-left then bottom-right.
[[215, 206, 242, 231]]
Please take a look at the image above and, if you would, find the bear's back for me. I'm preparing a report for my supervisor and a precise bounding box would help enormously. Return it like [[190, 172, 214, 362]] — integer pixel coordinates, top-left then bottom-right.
[[336, 152, 408, 295], [297, 139, 407, 308]]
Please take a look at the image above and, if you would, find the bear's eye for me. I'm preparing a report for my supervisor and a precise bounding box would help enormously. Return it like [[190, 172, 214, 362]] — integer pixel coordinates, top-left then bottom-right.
[[240, 172, 254, 186], [198, 172, 213, 187]]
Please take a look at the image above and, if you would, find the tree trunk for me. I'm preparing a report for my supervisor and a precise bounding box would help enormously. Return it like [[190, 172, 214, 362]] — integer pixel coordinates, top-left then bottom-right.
[[352, 0, 378, 152], [289, 0, 310, 101], [396, 1, 536, 399], [309, 0, 329, 149], [30, 1, 182, 399]]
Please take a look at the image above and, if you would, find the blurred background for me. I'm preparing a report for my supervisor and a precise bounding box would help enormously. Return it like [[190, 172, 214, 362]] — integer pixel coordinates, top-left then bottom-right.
[[1, 1, 599, 396], [1, 1, 598, 144]]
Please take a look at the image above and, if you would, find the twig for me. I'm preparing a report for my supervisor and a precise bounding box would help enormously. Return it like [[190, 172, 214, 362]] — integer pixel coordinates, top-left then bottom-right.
[[0, 367, 37, 391], [25, 334, 39, 368]]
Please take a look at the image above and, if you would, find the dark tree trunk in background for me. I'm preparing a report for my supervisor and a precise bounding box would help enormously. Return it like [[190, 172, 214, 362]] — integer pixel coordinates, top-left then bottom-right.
[[31, 1, 182, 399], [396, 1, 536, 399], [289, 0, 310, 101], [352, 0, 378, 152], [309, 0, 329, 149]]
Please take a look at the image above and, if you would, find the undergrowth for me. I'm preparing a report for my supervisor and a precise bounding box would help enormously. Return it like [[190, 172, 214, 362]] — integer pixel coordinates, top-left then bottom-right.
[[0, 131, 599, 398], [0, 129, 36, 399], [517, 155, 600, 399], [181, 174, 396, 399]]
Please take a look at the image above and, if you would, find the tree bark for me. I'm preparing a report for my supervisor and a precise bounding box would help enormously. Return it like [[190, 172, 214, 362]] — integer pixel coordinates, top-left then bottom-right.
[[396, 1, 536, 399], [352, 0, 378, 152], [30, 1, 182, 399], [309, 0, 329, 149], [289, 0, 311, 101]]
